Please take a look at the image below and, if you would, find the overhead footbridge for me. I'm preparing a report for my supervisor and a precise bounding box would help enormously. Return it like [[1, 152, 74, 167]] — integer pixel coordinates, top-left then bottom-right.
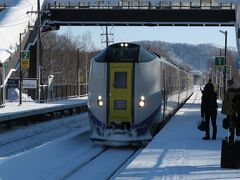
[[42, 1, 240, 53], [43, 1, 236, 27], [1, 0, 240, 102]]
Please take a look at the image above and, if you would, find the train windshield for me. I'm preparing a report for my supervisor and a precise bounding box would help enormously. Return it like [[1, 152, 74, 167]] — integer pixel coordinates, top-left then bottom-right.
[[94, 43, 156, 63], [94, 43, 140, 62], [106, 44, 139, 62]]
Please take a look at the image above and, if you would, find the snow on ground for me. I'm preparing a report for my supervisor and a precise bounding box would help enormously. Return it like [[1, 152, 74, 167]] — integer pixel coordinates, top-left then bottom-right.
[[113, 89, 240, 180], [0, 113, 88, 156], [0, 111, 92, 179], [0, 96, 87, 116], [7, 87, 33, 102], [0, 88, 240, 179], [0, 130, 99, 179], [69, 148, 141, 180]]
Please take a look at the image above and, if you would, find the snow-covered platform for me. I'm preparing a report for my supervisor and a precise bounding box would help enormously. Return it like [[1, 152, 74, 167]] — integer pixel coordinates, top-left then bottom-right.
[[114, 89, 240, 179], [0, 97, 87, 122]]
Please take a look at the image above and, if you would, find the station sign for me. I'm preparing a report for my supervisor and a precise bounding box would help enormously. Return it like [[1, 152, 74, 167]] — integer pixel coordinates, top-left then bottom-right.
[[215, 56, 225, 66], [21, 59, 29, 69], [225, 65, 232, 81], [21, 50, 30, 70], [21, 50, 30, 60], [4, 62, 8, 70], [22, 79, 37, 89]]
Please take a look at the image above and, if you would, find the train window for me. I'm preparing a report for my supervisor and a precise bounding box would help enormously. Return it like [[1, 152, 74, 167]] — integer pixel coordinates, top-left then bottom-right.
[[94, 49, 107, 62], [139, 48, 156, 62], [114, 72, 127, 88], [106, 45, 139, 62]]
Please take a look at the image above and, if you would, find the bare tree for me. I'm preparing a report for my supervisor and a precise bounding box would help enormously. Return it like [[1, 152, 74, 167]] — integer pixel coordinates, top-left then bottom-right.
[[41, 31, 96, 87]]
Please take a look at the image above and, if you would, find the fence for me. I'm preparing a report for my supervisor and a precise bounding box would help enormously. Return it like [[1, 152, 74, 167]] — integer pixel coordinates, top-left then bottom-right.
[[4, 83, 88, 103], [40, 83, 88, 102]]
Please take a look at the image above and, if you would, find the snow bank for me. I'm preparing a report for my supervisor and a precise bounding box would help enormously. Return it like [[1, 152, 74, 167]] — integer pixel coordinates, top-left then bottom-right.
[[6, 87, 33, 102]]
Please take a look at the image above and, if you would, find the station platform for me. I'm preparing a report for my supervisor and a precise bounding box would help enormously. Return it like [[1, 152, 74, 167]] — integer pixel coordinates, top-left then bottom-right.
[[114, 88, 240, 179], [0, 97, 87, 122]]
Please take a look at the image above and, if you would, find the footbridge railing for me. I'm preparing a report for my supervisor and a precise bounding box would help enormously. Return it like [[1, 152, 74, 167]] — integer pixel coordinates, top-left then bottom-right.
[[45, 1, 235, 10]]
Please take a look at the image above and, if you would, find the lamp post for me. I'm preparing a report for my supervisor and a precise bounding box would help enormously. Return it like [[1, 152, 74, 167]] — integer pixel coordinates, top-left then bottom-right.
[[219, 30, 227, 94], [37, 0, 41, 102], [85, 52, 88, 95], [76, 48, 80, 96], [19, 32, 25, 105]]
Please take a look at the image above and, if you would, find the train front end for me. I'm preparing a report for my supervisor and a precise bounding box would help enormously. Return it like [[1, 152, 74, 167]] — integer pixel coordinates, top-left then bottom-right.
[[88, 43, 161, 146]]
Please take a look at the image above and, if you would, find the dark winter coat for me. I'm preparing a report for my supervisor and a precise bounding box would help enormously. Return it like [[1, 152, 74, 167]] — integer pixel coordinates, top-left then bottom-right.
[[201, 85, 218, 114], [222, 88, 240, 115]]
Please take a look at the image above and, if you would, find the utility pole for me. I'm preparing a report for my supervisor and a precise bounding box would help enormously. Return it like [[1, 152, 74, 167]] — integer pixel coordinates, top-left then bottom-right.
[[219, 30, 227, 94], [106, 26, 109, 47], [19, 33, 23, 105], [218, 49, 221, 98], [76, 48, 80, 96], [101, 26, 114, 47], [37, 0, 41, 102], [85, 52, 88, 95]]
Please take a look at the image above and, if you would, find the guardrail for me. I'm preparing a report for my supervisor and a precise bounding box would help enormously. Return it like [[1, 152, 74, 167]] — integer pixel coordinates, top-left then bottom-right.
[[47, 1, 235, 10]]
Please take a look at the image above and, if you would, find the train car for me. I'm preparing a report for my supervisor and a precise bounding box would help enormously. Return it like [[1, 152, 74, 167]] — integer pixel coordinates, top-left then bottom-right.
[[88, 42, 194, 146]]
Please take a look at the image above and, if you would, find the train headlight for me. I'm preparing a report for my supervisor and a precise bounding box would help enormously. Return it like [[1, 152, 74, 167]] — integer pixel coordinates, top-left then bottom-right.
[[140, 96, 145, 101], [97, 96, 104, 107], [98, 101, 104, 107], [139, 96, 145, 107]]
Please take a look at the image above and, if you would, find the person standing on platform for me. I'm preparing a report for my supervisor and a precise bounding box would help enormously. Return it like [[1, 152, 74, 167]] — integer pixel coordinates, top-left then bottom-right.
[[201, 79, 218, 140]]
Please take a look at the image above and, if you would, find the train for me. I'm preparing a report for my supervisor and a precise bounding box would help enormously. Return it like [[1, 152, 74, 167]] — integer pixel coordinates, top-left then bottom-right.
[[88, 42, 194, 146]]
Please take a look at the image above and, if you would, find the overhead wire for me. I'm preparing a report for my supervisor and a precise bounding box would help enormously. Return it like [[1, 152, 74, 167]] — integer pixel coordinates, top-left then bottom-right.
[[111, 26, 123, 43]]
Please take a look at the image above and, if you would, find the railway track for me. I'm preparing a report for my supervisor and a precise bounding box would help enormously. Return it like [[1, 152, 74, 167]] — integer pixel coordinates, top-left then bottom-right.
[[107, 148, 142, 179], [62, 146, 142, 180], [0, 113, 89, 156], [61, 147, 110, 180]]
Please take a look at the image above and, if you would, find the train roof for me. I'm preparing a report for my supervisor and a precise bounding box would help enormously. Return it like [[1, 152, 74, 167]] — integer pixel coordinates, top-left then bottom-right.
[[94, 42, 192, 73]]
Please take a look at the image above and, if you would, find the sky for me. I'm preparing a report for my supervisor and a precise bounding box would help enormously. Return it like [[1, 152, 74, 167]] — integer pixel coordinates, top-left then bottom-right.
[[58, 26, 237, 50]]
